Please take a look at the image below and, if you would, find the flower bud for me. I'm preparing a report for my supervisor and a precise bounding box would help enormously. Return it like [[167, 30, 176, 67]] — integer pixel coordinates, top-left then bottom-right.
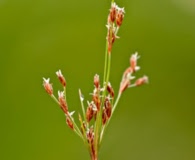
[[107, 82, 114, 98], [116, 8, 125, 27], [135, 76, 149, 86], [56, 70, 66, 87], [109, 2, 117, 23], [87, 127, 94, 143], [92, 94, 101, 111], [130, 52, 140, 72], [106, 25, 118, 54], [104, 97, 112, 118], [86, 103, 94, 123], [58, 91, 68, 114], [94, 74, 100, 89], [66, 117, 73, 130], [43, 78, 53, 95]]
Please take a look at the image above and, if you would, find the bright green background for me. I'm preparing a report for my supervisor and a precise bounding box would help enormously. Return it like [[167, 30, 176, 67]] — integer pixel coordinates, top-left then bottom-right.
[[0, 0, 195, 159]]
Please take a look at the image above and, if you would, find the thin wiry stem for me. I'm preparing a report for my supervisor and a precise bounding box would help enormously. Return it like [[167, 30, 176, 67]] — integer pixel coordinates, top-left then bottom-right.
[[103, 42, 108, 87], [94, 51, 108, 159], [63, 87, 67, 101]]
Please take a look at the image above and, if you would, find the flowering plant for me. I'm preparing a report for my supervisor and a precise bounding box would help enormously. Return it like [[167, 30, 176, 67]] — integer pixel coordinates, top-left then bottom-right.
[[43, 1, 148, 160]]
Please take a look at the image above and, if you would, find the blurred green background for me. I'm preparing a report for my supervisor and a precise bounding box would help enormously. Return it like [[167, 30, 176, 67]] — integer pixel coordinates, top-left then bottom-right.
[[0, 0, 195, 159]]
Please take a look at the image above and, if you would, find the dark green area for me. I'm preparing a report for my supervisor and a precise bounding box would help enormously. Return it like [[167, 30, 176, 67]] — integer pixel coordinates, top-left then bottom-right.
[[0, 0, 195, 159]]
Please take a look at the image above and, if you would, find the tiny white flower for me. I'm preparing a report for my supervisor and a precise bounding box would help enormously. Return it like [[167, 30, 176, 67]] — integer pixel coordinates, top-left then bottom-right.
[[130, 52, 141, 71], [56, 69, 63, 77], [58, 91, 64, 98], [43, 77, 53, 95], [43, 77, 50, 84], [116, 5, 125, 13], [69, 111, 75, 116], [131, 52, 140, 60]]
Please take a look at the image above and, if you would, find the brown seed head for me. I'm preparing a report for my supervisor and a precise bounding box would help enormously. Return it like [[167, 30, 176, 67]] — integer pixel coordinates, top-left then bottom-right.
[[130, 52, 140, 72], [106, 25, 117, 54], [116, 8, 125, 27], [102, 108, 107, 125], [94, 74, 100, 89], [135, 76, 149, 86], [104, 97, 112, 118], [109, 2, 117, 23], [87, 127, 94, 143], [107, 82, 114, 98], [56, 70, 66, 87], [86, 103, 94, 123], [43, 78, 53, 95], [58, 91, 68, 114], [92, 94, 101, 111], [66, 117, 74, 130]]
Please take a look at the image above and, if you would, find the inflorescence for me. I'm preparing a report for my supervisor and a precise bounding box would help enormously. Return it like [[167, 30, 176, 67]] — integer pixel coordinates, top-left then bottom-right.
[[42, 2, 148, 160]]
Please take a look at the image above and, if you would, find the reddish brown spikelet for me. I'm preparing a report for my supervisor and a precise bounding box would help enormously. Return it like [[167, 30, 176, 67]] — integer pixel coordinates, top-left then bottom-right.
[[107, 26, 116, 54], [102, 108, 107, 125], [66, 117, 73, 129], [94, 74, 100, 89], [58, 91, 68, 114], [87, 127, 94, 143], [56, 70, 66, 87], [87, 127, 95, 159], [130, 52, 140, 72], [116, 9, 124, 27], [43, 78, 53, 95], [107, 82, 114, 98], [104, 97, 112, 118], [86, 104, 94, 122], [135, 76, 148, 86], [109, 3, 117, 23], [92, 94, 101, 111]]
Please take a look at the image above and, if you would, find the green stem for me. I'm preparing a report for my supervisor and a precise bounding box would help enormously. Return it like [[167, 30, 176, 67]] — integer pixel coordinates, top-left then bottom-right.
[[103, 42, 108, 86], [94, 42, 110, 159], [64, 87, 67, 101], [51, 94, 59, 104], [94, 0, 114, 156], [106, 54, 111, 85]]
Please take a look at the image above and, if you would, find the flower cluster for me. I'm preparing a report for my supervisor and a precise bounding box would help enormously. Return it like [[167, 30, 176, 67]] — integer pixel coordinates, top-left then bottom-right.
[[106, 2, 125, 54], [42, 2, 148, 160], [120, 52, 148, 94], [43, 70, 74, 130]]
